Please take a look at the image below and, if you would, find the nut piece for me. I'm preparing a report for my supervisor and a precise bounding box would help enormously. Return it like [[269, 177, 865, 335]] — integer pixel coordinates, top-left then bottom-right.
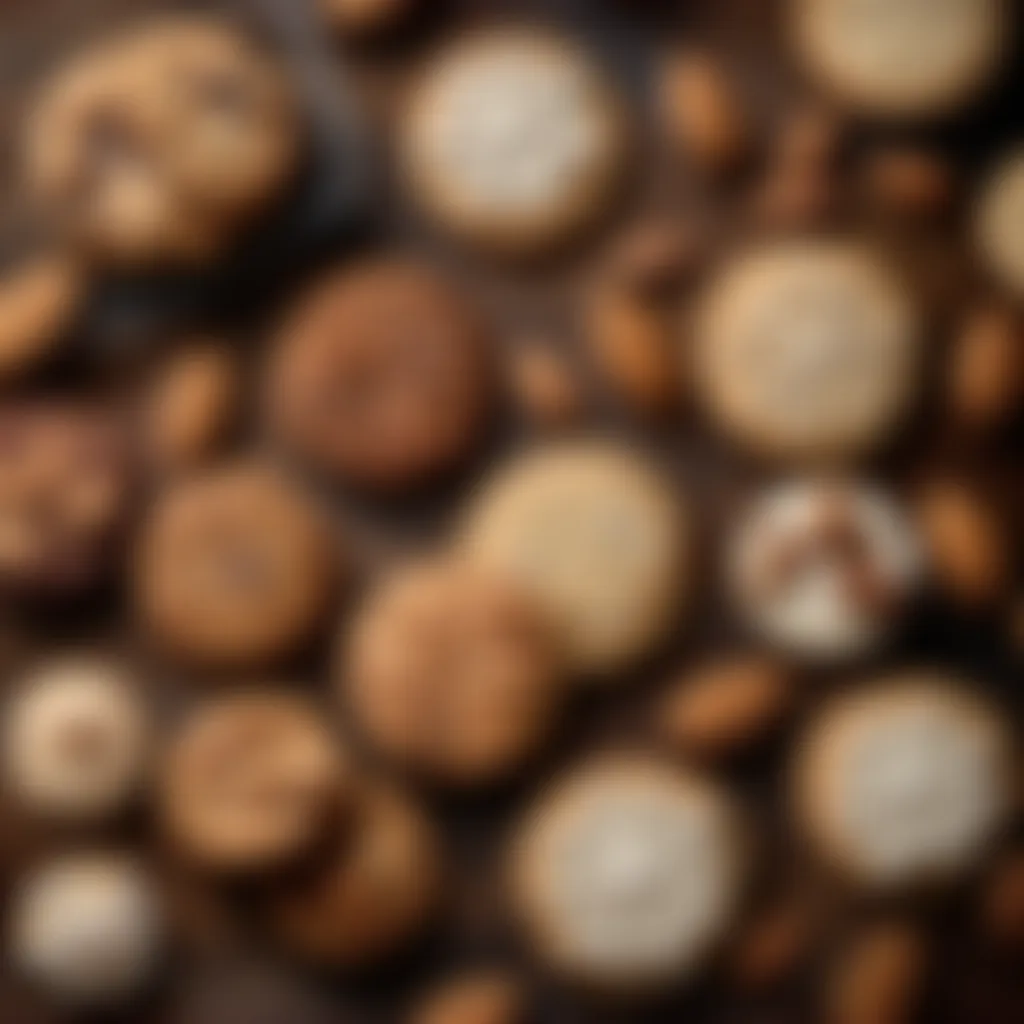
[[731, 895, 819, 989], [408, 971, 525, 1024], [775, 104, 842, 172], [509, 344, 582, 428], [981, 851, 1024, 948], [659, 50, 747, 173], [657, 657, 792, 759], [604, 218, 702, 296], [863, 148, 954, 218], [946, 308, 1021, 431], [321, 0, 412, 36]]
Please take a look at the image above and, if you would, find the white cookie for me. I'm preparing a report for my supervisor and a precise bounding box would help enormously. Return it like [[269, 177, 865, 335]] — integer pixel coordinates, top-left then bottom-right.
[[976, 149, 1024, 297]]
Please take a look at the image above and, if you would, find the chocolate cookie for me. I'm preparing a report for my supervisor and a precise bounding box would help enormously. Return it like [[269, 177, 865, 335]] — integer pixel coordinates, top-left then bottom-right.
[[976, 149, 1024, 297], [0, 404, 131, 595], [342, 558, 564, 786], [266, 261, 493, 492], [461, 442, 687, 676], [695, 242, 919, 462], [511, 756, 745, 993], [135, 465, 334, 669], [401, 28, 627, 256], [24, 16, 301, 267], [159, 691, 347, 874]]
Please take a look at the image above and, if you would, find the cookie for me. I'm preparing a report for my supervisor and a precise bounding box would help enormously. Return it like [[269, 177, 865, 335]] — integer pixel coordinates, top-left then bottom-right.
[[10, 854, 162, 1006], [791, 0, 1008, 118], [511, 756, 745, 992], [3, 658, 149, 823], [976, 150, 1024, 297], [461, 442, 687, 676], [24, 16, 301, 267], [792, 675, 1013, 888], [159, 691, 347, 874], [342, 558, 564, 786], [266, 261, 493, 492], [135, 465, 334, 668], [695, 242, 919, 462], [408, 971, 525, 1024], [401, 29, 627, 256], [0, 404, 132, 596], [268, 781, 442, 967], [726, 479, 923, 660]]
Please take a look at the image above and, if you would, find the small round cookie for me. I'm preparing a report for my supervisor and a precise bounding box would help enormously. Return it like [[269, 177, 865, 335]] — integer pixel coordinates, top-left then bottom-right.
[[461, 442, 687, 676], [695, 242, 919, 462], [976, 150, 1024, 297], [24, 16, 301, 267], [0, 404, 132, 596], [342, 558, 564, 786], [790, 0, 1008, 118], [511, 756, 745, 993], [401, 29, 627, 256], [268, 782, 442, 967], [3, 658, 149, 823], [792, 675, 1013, 889], [727, 479, 923, 660], [160, 691, 346, 874], [266, 261, 493, 492], [10, 854, 162, 1006], [135, 465, 334, 668]]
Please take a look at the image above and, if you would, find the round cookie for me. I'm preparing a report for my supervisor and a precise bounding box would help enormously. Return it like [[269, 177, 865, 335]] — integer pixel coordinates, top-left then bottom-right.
[[267, 782, 442, 967], [3, 658, 149, 823], [401, 28, 627, 256], [792, 674, 1013, 889], [24, 16, 301, 267], [342, 558, 564, 786], [0, 404, 132, 596], [266, 261, 493, 492], [511, 756, 745, 993], [695, 241, 919, 462], [135, 465, 334, 669], [791, 0, 1008, 118], [976, 149, 1024, 297], [10, 854, 162, 1006], [461, 442, 687, 676], [159, 691, 346, 874], [727, 479, 923, 660]]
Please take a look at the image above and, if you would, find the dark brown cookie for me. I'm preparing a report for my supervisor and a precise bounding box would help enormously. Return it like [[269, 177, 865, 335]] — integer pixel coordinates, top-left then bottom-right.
[[342, 558, 564, 786], [135, 465, 335, 669], [266, 261, 493, 492]]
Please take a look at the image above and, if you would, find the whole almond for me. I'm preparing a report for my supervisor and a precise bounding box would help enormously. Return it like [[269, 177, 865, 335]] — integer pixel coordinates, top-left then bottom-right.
[[321, 0, 412, 36], [947, 308, 1021, 431], [732, 896, 818, 989], [752, 164, 834, 229], [605, 219, 702, 297], [864, 149, 954, 218], [509, 344, 582, 429], [981, 851, 1024, 949], [409, 972, 524, 1024], [776, 104, 842, 171]]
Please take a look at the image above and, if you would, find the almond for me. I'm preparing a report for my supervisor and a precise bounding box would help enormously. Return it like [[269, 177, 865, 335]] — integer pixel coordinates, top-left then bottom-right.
[[864, 148, 954, 218], [947, 307, 1021, 431], [981, 851, 1024, 949], [509, 344, 582, 429], [409, 972, 524, 1024]]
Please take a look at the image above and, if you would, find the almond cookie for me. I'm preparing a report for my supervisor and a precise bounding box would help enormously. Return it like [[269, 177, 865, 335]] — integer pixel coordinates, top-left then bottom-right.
[[401, 29, 626, 256], [791, 0, 1008, 118], [342, 558, 564, 786], [695, 242, 919, 462], [160, 691, 347, 874], [793, 675, 1013, 889], [135, 465, 334, 669], [726, 480, 923, 660], [461, 442, 687, 676], [24, 16, 301, 267], [268, 781, 442, 967], [511, 756, 745, 993], [0, 404, 132, 596], [3, 658, 149, 823], [266, 261, 493, 492], [976, 150, 1024, 297], [10, 854, 162, 1006]]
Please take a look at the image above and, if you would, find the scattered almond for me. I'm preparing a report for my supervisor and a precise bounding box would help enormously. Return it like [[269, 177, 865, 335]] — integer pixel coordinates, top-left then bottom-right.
[[947, 307, 1021, 431], [775, 103, 842, 172], [752, 164, 834, 229], [864, 148, 954, 218], [321, 0, 412, 36], [604, 219, 702, 297], [732, 895, 819, 989], [509, 343, 582, 429], [408, 972, 524, 1024], [981, 851, 1024, 949]]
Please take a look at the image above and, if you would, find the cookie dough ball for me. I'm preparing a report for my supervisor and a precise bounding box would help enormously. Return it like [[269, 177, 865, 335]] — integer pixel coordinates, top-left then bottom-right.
[[160, 691, 347, 874], [511, 757, 745, 993], [268, 782, 442, 967], [9, 854, 162, 1006], [695, 242, 919, 462], [266, 261, 493, 492], [3, 659, 149, 823], [793, 675, 1013, 889], [135, 465, 335, 669], [461, 442, 687, 676], [24, 16, 301, 267], [791, 0, 1008, 119], [343, 558, 564, 786], [401, 29, 627, 256], [0, 405, 132, 596], [976, 150, 1024, 298], [727, 480, 923, 660]]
